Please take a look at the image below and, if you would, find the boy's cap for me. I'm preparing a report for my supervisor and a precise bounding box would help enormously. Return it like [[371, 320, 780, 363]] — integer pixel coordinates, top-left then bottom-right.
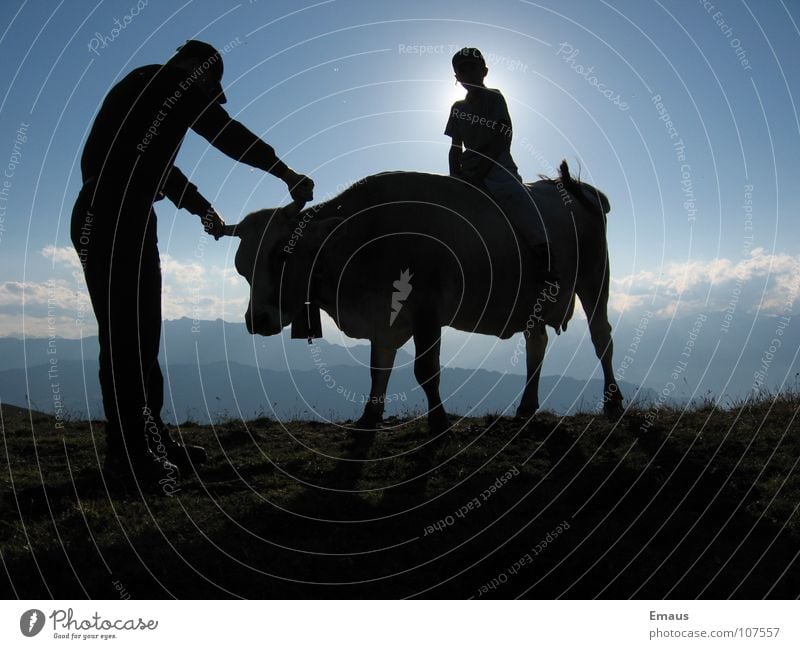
[[171, 40, 227, 104], [452, 47, 486, 70]]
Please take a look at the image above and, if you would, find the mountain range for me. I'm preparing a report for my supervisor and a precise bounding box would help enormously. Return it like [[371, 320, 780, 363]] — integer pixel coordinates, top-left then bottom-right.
[[0, 317, 653, 422], [1, 311, 796, 423]]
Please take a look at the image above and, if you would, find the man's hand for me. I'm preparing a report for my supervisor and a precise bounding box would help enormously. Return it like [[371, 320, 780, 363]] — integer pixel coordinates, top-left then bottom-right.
[[201, 208, 226, 240], [283, 169, 314, 203]]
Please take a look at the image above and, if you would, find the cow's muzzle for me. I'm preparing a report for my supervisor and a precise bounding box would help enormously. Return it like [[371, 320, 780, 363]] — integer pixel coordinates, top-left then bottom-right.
[[245, 307, 282, 336]]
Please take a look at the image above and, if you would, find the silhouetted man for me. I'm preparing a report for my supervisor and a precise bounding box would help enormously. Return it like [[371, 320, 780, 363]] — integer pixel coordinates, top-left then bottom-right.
[[71, 40, 314, 492]]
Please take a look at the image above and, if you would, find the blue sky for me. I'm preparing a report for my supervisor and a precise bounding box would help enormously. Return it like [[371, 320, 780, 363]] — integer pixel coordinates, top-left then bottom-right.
[[0, 0, 798, 341]]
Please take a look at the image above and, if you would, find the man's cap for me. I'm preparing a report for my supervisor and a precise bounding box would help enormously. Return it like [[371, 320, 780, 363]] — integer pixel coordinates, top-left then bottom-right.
[[172, 40, 227, 104], [452, 47, 486, 71]]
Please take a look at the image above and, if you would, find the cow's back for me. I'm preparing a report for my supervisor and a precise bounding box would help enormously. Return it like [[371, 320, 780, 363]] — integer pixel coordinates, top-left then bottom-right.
[[313, 172, 598, 342]]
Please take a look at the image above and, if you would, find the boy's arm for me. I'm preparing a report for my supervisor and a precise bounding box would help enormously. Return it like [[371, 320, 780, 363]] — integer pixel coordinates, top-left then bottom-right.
[[449, 137, 463, 176], [465, 130, 508, 180], [445, 104, 464, 177]]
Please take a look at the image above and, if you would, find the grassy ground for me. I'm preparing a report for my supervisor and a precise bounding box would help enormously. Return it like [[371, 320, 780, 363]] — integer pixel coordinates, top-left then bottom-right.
[[1, 396, 798, 599]]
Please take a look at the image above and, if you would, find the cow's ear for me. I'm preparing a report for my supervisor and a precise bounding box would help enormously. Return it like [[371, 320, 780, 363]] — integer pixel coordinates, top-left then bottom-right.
[[306, 217, 345, 251]]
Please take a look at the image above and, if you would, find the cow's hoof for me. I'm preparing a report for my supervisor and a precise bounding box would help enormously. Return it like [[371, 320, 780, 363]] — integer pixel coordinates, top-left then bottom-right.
[[428, 410, 451, 434], [350, 416, 381, 432], [515, 405, 539, 419], [603, 401, 624, 419]]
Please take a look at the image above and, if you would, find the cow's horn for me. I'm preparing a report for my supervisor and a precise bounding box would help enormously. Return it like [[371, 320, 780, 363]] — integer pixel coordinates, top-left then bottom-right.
[[220, 223, 240, 237]]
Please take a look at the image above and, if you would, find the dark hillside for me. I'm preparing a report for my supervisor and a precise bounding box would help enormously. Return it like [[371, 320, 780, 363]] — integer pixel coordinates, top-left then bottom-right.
[[1, 397, 798, 598]]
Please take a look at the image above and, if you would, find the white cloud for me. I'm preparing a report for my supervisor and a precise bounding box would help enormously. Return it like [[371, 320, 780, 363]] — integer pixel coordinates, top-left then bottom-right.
[[610, 248, 800, 317], [6, 245, 794, 339], [0, 279, 81, 309], [0, 247, 252, 338], [40, 245, 81, 270], [159, 256, 249, 320], [0, 278, 90, 338], [161, 254, 206, 287]]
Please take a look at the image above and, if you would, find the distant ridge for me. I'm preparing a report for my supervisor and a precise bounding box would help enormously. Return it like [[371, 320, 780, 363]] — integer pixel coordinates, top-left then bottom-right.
[[0, 357, 655, 424]]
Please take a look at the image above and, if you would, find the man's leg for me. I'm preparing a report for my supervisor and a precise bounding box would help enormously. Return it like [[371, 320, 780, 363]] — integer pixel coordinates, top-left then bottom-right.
[[138, 211, 206, 470], [137, 216, 168, 460], [71, 191, 126, 448], [73, 196, 178, 491]]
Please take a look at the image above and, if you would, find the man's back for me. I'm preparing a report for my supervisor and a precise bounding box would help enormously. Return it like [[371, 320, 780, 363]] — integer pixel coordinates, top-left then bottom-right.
[[81, 64, 208, 198]]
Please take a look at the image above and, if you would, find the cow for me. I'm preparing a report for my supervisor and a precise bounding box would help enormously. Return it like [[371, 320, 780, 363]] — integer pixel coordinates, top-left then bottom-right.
[[222, 161, 623, 432]]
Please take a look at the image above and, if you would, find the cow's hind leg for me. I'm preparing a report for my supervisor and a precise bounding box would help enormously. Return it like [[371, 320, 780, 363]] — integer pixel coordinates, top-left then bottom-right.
[[577, 262, 624, 417], [516, 323, 548, 418], [593, 318, 624, 417], [354, 344, 397, 430], [413, 322, 450, 433]]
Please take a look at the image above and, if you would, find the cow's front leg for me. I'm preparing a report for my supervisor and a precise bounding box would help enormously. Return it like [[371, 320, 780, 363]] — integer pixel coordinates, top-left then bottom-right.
[[354, 344, 397, 430], [413, 321, 449, 433], [516, 323, 548, 418]]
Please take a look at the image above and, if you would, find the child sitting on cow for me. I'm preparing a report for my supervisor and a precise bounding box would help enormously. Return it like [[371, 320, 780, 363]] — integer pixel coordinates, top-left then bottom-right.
[[445, 47, 558, 284]]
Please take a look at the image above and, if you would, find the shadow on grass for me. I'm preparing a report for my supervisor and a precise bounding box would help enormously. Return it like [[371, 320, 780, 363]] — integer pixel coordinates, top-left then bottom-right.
[[2, 406, 798, 599]]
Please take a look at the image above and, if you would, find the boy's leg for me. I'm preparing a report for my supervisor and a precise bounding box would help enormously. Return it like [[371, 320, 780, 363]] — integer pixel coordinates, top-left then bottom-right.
[[483, 168, 557, 280]]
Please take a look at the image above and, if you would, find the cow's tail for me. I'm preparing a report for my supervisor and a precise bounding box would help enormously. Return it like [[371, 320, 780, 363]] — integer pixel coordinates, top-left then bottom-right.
[[559, 160, 610, 217]]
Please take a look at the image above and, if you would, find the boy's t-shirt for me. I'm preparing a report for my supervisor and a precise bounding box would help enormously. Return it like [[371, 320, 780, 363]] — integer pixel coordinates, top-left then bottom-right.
[[444, 86, 513, 179]]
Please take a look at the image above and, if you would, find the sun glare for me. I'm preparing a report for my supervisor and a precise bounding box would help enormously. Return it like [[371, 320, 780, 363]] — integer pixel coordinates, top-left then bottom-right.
[[437, 75, 467, 109]]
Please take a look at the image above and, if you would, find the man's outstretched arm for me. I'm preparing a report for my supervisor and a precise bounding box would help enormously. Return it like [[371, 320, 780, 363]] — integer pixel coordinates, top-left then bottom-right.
[[160, 165, 211, 214], [192, 103, 313, 201], [160, 165, 225, 238]]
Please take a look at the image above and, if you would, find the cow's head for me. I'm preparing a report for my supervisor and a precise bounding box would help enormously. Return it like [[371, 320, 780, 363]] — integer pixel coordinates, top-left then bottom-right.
[[223, 200, 342, 336]]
